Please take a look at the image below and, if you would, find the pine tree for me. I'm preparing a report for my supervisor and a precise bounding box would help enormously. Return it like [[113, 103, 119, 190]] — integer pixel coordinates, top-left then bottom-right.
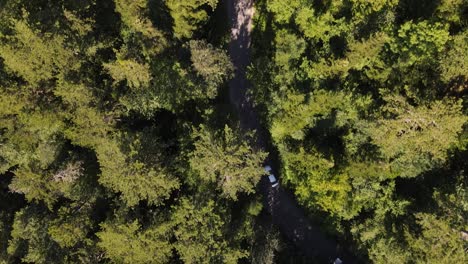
[[172, 198, 247, 263], [366, 95, 466, 177], [190, 125, 267, 200], [98, 219, 173, 264], [166, 0, 218, 39]]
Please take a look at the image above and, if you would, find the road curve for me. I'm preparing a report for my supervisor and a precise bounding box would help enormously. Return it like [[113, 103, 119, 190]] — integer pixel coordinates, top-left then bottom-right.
[[226, 0, 357, 263]]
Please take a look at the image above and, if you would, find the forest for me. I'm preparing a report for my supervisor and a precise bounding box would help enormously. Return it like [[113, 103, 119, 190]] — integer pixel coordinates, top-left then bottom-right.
[[0, 0, 467, 263]]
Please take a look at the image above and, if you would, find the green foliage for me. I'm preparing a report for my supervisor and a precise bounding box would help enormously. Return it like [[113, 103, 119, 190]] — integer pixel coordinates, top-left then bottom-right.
[[305, 32, 390, 80], [273, 29, 306, 85], [96, 133, 180, 207], [388, 21, 450, 68], [266, 0, 302, 24], [119, 57, 222, 116], [0, 0, 259, 262], [98, 219, 172, 264], [63, 9, 94, 37], [167, 0, 218, 39], [436, 0, 468, 25], [172, 198, 247, 263], [189, 40, 234, 94], [63, 106, 115, 148], [7, 206, 63, 263], [352, 216, 411, 264], [117, 59, 192, 115], [432, 182, 467, 228], [48, 203, 94, 249], [0, 19, 77, 85], [271, 89, 369, 141], [406, 213, 467, 263], [190, 125, 267, 200], [0, 213, 11, 263], [53, 81, 93, 108], [9, 166, 60, 208], [281, 146, 343, 214], [0, 109, 65, 172], [104, 58, 151, 89], [350, 0, 398, 21], [114, 0, 166, 55], [295, 7, 348, 44], [366, 95, 466, 177], [440, 31, 468, 85], [353, 208, 467, 263], [0, 109, 71, 208]]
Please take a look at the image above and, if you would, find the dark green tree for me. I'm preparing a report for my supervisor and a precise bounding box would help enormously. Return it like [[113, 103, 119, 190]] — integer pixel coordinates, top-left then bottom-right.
[[172, 198, 247, 263]]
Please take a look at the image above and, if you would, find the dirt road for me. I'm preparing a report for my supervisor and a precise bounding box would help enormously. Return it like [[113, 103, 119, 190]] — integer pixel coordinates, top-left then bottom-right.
[[226, 0, 356, 262]]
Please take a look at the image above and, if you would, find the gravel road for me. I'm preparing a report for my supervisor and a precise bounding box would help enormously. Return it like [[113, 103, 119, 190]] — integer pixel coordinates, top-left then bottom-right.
[[226, 0, 357, 262]]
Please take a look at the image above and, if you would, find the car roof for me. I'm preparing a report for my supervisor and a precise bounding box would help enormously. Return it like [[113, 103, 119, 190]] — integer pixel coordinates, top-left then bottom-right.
[[268, 174, 277, 183]]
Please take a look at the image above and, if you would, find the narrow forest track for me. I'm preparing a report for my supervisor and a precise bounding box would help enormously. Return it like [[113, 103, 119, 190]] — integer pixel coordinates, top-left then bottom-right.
[[226, 0, 357, 263]]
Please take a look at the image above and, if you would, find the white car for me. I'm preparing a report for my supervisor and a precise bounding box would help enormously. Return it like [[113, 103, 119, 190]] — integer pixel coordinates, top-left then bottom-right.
[[264, 165, 279, 188]]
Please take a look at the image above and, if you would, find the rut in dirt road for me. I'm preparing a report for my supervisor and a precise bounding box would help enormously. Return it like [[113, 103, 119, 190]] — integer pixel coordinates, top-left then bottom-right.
[[226, 0, 357, 262]]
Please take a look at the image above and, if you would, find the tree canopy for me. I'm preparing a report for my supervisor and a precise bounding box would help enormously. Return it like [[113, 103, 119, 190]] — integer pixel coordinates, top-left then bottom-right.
[[0, 0, 466, 263]]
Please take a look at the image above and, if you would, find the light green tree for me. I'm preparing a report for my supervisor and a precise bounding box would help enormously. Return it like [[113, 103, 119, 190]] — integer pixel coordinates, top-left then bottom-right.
[[295, 7, 349, 44], [0, 19, 77, 85], [97, 219, 173, 264], [47, 196, 98, 251], [114, 0, 166, 55], [270, 89, 369, 141], [366, 95, 466, 177], [304, 33, 389, 81], [8, 166, 61, 208], [436, 0, 467, 25], [273, 29, 306, 85], [388, 21, 449, 68], [0, 108, 64, 173], [103, 58, 151, 89], [440, 32, 468, 86], [266, 0, 302, 24], [189, 40, 234, 96], [406, 213, 467, 263], [96, 133, 180, 207], [166, 0, 218, 39], [350, 0, 398, 21], [190, 125, 267, 200]]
